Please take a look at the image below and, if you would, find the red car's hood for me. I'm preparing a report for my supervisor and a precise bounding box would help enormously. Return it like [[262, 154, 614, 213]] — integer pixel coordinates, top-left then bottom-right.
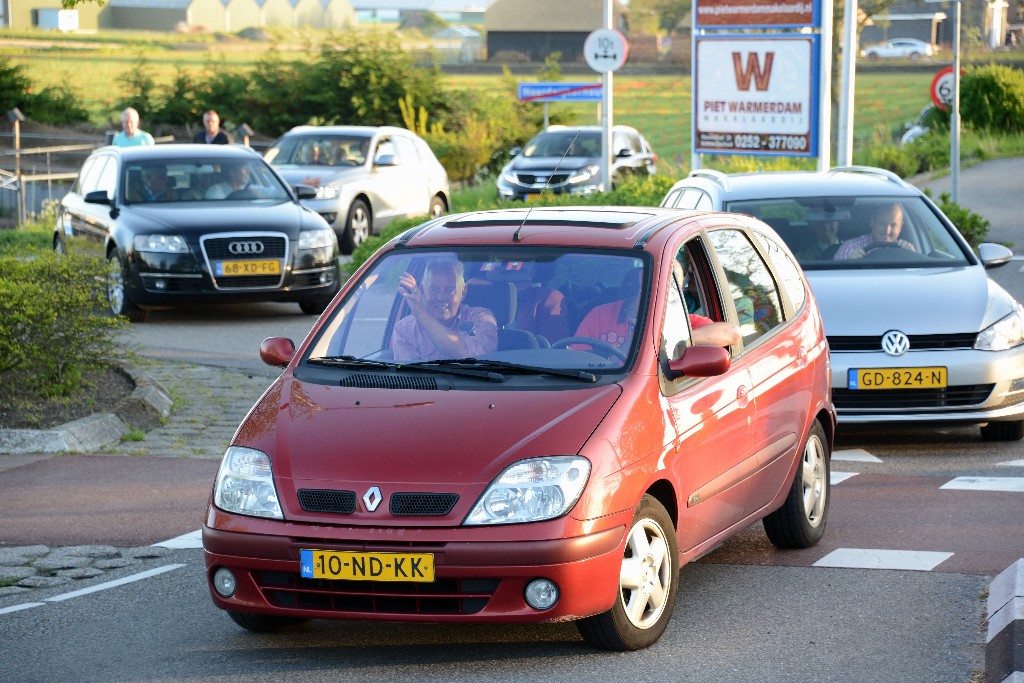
[[235, 376, 620, 514]]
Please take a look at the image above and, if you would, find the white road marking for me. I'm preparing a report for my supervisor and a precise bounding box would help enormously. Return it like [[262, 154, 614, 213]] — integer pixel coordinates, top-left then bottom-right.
[[44, 564, 185, 602], [0, 602, 45, 615], [814, 548, 953, 571], [832, 449, 882, 463], [998, 459, 1024, 467], [941, 477, 1024, 492], [154, 530, 203, 549], [831, 471, 859, 484]]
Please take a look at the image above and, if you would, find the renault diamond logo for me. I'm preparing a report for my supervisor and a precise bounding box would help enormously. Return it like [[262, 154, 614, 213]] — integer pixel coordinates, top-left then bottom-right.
[[881, 330, 910, 356], [363, 486, 382, 512], [228, 240, 264, 255]]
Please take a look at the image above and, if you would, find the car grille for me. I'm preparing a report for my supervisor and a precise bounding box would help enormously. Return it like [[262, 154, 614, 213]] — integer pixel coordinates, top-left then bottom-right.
[[828, 333, 978, 352], [298, 489, 356, 514], [390, 493, 459, 516], [201, 233, 288, 289], [514, 173, 569, 186], [833, 384, 994, 410], [257, 571, 499, 615]]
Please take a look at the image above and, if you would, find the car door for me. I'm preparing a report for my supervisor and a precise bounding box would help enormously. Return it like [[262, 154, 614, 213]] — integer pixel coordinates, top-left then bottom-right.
[[660, 236, 755, 551], [367, 135, 426, 224], [61, 152, 117, 259], [706, 225, 810, 517]]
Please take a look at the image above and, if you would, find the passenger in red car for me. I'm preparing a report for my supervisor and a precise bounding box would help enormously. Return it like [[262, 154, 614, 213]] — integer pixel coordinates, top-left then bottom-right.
[[391, 258, 498, 361]]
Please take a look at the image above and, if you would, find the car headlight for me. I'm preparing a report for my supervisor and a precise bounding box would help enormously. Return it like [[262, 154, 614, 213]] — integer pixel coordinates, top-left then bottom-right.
[[133, 234, 188, 253], [500, 167, 517, 184], [464, 456, 590, 525], [213, 446, 283, 519], [976, 304, 1024, 351], [568, 165, 599, 184], [315, 184, 342, 200], [298, 228, 337, 250]]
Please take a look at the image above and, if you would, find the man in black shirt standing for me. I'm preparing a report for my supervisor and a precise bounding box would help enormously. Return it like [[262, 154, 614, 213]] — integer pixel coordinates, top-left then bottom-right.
[[194, 110, 232, 145]]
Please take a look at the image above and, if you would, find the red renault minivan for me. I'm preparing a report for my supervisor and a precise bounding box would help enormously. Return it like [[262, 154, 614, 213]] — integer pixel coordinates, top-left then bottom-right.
[[203, 206, 834, 650]]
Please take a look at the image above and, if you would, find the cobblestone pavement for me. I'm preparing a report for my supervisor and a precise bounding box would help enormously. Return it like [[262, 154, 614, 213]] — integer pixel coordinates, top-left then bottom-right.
[[0, 544, 174, 600], [112, 362, 277, 459], [0, 362, 277, 601]]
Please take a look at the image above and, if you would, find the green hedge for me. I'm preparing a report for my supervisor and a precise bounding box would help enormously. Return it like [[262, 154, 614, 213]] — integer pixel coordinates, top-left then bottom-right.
[[0, 253, 127, 397]]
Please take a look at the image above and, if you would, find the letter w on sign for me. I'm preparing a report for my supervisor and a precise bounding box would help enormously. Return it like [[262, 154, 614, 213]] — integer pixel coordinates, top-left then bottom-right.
[[732, 52, 774, 91]]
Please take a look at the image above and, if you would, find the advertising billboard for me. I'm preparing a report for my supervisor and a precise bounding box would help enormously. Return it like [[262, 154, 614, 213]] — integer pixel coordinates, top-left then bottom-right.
[[693, 35, 820, 157]]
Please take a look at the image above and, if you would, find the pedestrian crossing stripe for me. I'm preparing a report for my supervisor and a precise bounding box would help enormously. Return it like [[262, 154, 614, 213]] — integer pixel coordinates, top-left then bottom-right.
[[940, 477, 1024, 492], [998, 459, 1024, 467], [154, 529, 203, 549], [832, 449, 882, 463], [831, 471, 858, 484], [813, 548, 953, 571]]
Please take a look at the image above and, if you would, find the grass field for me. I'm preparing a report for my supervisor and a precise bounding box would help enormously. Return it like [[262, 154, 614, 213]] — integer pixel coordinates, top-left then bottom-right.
[[6, 29, 938, 166]]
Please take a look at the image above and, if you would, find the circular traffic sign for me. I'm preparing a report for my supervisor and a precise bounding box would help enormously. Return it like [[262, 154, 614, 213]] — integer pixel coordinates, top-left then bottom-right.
[[930, 66, 960, 112], [584, 29, 629, 73]]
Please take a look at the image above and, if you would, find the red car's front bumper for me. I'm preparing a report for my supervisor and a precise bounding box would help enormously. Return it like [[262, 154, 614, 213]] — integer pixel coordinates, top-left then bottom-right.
[[203, 507, 629, 623]]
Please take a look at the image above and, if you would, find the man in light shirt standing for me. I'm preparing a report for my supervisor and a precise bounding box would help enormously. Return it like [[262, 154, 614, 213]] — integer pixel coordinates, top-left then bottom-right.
[[112, 107, 154, 147]]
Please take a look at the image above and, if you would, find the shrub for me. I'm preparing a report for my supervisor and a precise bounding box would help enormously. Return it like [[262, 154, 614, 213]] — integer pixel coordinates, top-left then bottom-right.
[[961, 64, 1024, 134], [925, 190, 990, 247], [0, 253, 128, 397]]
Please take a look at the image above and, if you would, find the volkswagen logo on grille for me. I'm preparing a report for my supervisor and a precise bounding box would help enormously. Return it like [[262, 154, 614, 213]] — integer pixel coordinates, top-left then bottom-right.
[[363, 486, 383, 512], [228, 240, 264, 255], [881, 330, 910, 356]]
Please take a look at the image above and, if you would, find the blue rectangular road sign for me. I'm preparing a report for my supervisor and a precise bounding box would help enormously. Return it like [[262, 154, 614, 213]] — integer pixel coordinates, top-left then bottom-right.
[[517, 82, 603, 102]]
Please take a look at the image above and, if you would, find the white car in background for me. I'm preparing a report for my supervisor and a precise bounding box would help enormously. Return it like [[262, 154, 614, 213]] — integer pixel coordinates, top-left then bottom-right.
[[265, 126, 450, 253], [862, 38, 935, 61]]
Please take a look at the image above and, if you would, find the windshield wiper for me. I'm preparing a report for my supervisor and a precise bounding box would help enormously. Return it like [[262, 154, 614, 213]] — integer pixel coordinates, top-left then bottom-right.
[[399, 359, 507, 382], [411, 358, 597, 383], [307, 355, 396, 370]]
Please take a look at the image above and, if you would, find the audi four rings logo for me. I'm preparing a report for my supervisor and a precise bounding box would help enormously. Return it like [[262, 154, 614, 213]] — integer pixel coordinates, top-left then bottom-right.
[[228, 240, 265, 255], [881, 330, 910, 356]]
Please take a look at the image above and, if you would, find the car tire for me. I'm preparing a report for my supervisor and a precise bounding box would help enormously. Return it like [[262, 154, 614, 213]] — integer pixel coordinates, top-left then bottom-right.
[[298, 279, 340, 315], [576, 494, 679, 651], [910, 52, 921, 62], [429, 195, 446, 219], [106, 251, 147, 323], [340, 198, 370, 254], [763, 420, 830, 549], [867, 52, 879, 60], [980, 420, 1024, 442], [227, 611, 308, 633]]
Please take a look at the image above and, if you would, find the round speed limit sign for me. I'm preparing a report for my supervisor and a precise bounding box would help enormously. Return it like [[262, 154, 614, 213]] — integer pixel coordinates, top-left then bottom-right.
[[930, 66, 960, 112]]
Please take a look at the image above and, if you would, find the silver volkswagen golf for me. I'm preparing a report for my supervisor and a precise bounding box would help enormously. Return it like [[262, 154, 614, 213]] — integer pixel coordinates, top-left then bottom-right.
[[662, 165, 1024, 440]]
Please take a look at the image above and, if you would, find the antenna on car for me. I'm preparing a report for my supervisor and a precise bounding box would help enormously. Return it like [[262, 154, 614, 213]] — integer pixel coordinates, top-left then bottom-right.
[[513, 129, 583, 242]]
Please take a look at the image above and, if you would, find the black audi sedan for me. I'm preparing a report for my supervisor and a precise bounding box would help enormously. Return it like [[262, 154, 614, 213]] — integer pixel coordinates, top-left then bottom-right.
[[54, 144, 341, 322]]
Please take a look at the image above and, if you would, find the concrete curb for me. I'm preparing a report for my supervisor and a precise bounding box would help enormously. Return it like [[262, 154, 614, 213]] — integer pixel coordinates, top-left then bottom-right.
[[988, 558, 1024, 683], [0, 366, 173, 455]]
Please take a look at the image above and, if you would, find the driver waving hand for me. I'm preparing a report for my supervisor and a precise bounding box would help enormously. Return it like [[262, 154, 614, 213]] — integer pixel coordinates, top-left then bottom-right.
[[834, 203, 915, 260]]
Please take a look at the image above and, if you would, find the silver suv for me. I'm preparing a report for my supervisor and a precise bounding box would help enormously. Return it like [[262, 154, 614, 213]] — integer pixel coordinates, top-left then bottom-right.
[[266, 126, 450, 253], [662, 165, 1024, 440]]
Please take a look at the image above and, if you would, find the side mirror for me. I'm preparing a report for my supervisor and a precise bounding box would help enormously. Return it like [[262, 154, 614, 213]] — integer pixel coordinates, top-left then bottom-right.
[[293, 184, 317, 200], [665, 345, 731, 380], [84, 190, 112, 206], [616, 148, 633, 158], [373, 154, 398, 167], [978, 242, 1013, 269], [260, 337, 296, 368], [509, 146, 522, 157]]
